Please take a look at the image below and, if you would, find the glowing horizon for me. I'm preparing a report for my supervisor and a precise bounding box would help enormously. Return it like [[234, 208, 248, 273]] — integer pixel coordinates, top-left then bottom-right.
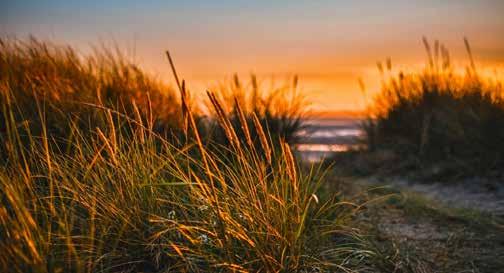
[[2, 0, 504, 112]]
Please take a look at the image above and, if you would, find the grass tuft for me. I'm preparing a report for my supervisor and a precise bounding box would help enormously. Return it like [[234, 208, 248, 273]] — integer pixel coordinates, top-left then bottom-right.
[[0, 38, 379, 273], [363, 38, 504, 177]]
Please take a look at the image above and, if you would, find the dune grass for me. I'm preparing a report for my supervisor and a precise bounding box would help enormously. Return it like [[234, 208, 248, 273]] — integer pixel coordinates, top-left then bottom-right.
[[363, 38, 504, 177], [205, 73, 306, 146], [0, 37, 184, 141], [0, 38, 381, 272]]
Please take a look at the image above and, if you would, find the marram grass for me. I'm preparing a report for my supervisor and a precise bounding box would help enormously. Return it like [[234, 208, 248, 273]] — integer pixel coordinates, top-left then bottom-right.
[[364, 38, 504, 174], [1, 39, 378, 273]]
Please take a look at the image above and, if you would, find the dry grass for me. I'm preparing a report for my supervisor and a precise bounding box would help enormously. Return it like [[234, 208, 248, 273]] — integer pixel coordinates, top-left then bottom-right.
[[204, 73, 307, 148], [0, 38, 379, 272], [0, 37, 184, 141], [363, 38, 504, 176]]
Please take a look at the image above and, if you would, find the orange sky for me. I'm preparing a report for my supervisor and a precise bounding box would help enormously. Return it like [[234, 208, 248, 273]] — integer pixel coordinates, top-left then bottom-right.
[[2, 1, 504, 112]]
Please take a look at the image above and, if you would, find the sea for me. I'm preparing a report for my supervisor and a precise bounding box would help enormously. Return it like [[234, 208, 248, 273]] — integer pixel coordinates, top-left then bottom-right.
[[294, 118, 363, 162]]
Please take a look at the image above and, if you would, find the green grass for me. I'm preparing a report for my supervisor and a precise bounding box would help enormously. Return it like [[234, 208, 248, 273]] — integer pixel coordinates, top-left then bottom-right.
[[0, 38, 381, 273]]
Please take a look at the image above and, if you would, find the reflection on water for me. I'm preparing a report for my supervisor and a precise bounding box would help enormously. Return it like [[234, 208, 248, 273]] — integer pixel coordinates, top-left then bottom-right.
[[297, 129, 362, 138], [295, 118, 362, 162], [296, 144, 351, 152]]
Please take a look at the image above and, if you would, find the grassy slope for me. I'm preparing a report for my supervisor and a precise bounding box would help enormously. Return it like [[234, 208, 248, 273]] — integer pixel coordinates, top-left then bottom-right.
[[1, 38, 385, 273], [363, 39, 504, 179]]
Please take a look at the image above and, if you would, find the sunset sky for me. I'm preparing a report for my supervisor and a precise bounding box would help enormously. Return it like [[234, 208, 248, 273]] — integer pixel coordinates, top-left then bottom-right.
[[2, 0, 504, 112]]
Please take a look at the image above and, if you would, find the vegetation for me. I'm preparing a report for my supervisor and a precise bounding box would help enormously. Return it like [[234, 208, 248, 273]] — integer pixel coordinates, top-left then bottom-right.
[[0, 38, 382, 272], [359, 181, 504, 273], [205, 73, 306, 148], [363, 39, 504, 177], [0, 38, 305, 155], [3, 35, 501, 273], [325, 39, 504, 273], [0, 38, 184, 143]]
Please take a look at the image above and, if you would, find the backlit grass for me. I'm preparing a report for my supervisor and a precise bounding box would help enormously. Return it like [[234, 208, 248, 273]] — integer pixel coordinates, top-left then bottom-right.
[[0, 38, 378, 273], [363, 38, 504, 176]]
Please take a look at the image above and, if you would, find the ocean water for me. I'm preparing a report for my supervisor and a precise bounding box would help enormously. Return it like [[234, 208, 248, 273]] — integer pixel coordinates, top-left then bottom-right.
[[294, 118, 363, 162]]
